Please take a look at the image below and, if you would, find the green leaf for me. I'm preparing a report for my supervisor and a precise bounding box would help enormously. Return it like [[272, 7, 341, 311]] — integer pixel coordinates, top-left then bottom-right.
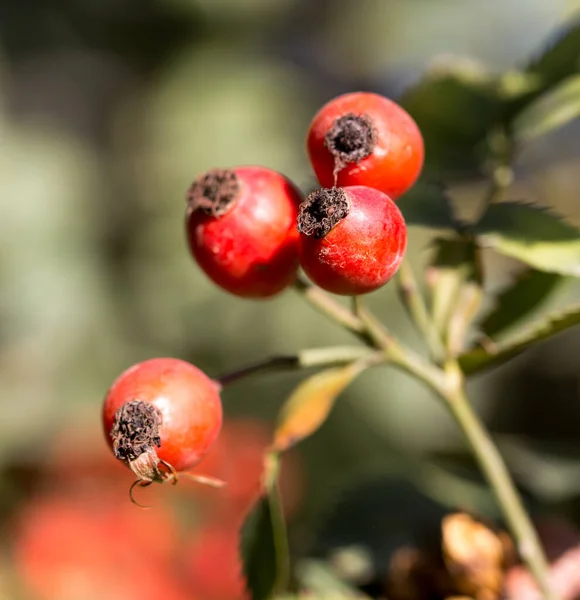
[[400, 59, 503, 177], [474, 202, 580, 277], [460, 302, 580, 375], [503, 18, 580, 122], [513, 75, 580, 142], [427, 238, 483, 355], [272, 360, 370, 453], [526, 17, 580, 90], [481, 269, 565, 339], [240, 453, 289, 600], [397, 181, 458, 230]]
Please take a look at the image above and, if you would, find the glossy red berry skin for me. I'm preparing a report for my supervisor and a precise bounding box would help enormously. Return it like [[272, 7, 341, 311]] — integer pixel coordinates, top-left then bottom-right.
[[298, 186, 407, 296], [186, 166, 303, 298], [307, 92, 424, 199], [102, 358, 222, 473]]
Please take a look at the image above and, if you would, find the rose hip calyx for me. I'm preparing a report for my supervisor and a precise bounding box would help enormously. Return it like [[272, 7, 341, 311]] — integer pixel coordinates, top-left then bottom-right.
[[111, 400, 177, 503], [186, 168, 240, 218], [298, 187, 350, 239], [324, 113, 377, 171], [111, 399, 161, 463]]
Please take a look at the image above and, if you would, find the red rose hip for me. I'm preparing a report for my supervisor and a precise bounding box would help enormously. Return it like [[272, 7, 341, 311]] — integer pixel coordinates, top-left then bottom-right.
[[102, 358, 223, 497], [186, 166, 303, 298], [307, 92, 424, 199], [298, 186, 407, 296]]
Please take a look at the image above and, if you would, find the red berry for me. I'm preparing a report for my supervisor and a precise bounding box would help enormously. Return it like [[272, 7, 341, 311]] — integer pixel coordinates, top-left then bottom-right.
[[307, 92, 424, 199], [102, 358, 223, 493], [14, 493, 188, 600], [183, 524, 248, 600], [185, 166, 303, 298], [48, 411, 129, 490], [298, 186, 407, 295]]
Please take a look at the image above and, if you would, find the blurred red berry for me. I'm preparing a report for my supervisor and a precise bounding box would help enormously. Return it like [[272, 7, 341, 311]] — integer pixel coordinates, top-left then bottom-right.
[[183, 524, 248, 600], [48, 411, 128, 490], [298, 186, 407, 295], [102, 358, 223, 492], [13, 493, 188, 600], [307, 92, 424, 199], [186, 166, 303, 298]]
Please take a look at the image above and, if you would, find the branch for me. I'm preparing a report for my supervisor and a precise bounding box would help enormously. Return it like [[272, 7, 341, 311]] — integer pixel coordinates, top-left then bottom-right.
[[396, 260, 446, 361], [293, 276, 367, 339], [441, 361, 557, 600], [294, 277, 444, 391], [215, 346, 374, 387], [293, 276, 557, 599]]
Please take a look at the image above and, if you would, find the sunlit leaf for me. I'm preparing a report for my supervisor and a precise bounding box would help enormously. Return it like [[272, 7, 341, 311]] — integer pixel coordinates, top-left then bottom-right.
[[240, 453, 289, 600], [427, 238, 483, 355], [272, 360, 371, 453], [481, 269, 565, 339], [513, 75, 580, 142], [525, 17, 580, 90], [460, 303, 580, 375], [503, 17, 580, 122], [397, 181, 458, 230], [474, 202, 580, 277]]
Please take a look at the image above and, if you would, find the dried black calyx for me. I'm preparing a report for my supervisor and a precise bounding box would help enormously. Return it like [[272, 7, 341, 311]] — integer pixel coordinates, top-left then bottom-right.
[[298, 187, 349, 239], [324, 113, 377, 171], [186, 168, 240, 217], [111, 400, 162, 463]]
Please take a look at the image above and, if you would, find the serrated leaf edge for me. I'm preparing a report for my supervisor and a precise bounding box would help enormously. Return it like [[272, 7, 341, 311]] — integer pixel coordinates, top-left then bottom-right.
[[480, 269, 565, 339], [460, 302, 580, 374], [524, 17, 580, 74]]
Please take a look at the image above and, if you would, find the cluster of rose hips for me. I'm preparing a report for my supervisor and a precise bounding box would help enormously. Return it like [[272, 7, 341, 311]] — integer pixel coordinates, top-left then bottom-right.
[[102, 92, 424, 499], [186, 91, 422, 298]]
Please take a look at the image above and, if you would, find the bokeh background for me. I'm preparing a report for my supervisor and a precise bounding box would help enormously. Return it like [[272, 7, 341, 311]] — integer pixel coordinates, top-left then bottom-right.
[[1, 1, 580, 598]]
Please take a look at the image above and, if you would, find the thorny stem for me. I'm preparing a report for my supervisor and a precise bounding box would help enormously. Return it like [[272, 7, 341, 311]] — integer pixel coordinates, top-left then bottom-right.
[[293, 276, 557, 600], [216, 346, 375, 387]]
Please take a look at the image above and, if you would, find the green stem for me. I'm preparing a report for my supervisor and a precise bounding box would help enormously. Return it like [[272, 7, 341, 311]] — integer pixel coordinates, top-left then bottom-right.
[[354, 296, 445, 391], [396, 261, 446, 362], [293, 276, 367, 338], [295, 278, 445, 395], [293, 276, 556, 599], [441, 361, 557, 600], [215, 346, 373, 387]]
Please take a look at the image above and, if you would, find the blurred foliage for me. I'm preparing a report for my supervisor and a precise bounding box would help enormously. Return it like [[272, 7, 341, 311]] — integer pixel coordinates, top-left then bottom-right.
[[1, 1, 580, 599]]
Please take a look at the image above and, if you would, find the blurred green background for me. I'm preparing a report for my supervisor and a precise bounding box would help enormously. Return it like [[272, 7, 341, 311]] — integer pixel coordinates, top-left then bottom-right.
[[1, 0, 580, 597]]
